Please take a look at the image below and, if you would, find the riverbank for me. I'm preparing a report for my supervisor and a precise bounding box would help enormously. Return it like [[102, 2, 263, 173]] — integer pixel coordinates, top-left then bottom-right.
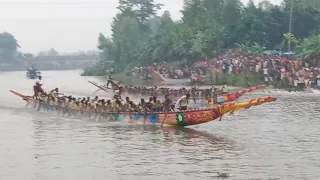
[[88, 70, 271, 88], [209, 70, 311, 91], [84, 68, 313, 91], [82, 63, 314, 91]]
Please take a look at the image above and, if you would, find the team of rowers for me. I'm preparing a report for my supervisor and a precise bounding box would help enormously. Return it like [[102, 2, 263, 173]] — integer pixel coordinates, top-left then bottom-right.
[[33, 83, 191, 114], [102, 79, 227, 100], [32, 78, 226, 114]]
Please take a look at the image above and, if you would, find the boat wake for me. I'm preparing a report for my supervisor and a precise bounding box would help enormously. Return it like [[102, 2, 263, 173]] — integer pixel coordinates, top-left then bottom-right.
[[2, 105, 149, 126], [0, 104, 31, 111]]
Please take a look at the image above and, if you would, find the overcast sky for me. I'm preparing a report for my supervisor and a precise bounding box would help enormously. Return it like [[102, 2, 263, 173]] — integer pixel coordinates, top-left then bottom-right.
[[0, 0, 282, 54]]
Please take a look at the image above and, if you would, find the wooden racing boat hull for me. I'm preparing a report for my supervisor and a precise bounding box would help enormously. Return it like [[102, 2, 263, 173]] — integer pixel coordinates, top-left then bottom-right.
[[9, 90, 276, 127]]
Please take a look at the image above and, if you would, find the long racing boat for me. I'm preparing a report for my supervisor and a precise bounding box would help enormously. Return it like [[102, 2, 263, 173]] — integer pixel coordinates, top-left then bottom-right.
[[10, 90, 276, 127], [88, 80, 265, 104]]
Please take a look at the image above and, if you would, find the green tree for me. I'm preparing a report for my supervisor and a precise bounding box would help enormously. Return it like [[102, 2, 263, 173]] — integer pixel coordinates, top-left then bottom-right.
[[0, 32, 20, 61], [296, 33, 320, 64], [84, 0, 320, 76], [117, 0, 162, 27]]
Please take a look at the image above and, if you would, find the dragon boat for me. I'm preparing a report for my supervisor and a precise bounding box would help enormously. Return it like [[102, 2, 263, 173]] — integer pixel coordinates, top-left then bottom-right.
[[88, 80, 265, 104], [10, 90, 276, 127]]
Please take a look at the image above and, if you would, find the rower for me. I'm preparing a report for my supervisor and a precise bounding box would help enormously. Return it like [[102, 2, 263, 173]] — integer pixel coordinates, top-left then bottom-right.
[[105, 100, 114, 112], [219, 85, 227, 95], [139, 98, 150, 113], [33, 80, 44, 98], [33, 80, 44, 108], [210, 87, 218, 105], [129, 101, 139, 112], [114, 90, 122, 100], [115, 99, 123, 112], [123, 97, 131, 111], [190, 87, 197, 104], [91, 96, 99, 107], [109, 95, 120, 110], [162, 94, 172, 113], [106, 79, 113, 89], [152, 96, 162, 112], [49, 88, 59, 97], [175, 93, 190, 111]]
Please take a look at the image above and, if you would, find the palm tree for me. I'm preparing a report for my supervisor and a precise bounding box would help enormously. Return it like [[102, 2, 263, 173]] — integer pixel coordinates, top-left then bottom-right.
[[296, 34, 320, 65]]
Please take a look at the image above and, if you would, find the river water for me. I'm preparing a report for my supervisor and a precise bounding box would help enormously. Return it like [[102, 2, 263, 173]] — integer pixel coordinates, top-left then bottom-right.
[[0, 70, 320, 180]]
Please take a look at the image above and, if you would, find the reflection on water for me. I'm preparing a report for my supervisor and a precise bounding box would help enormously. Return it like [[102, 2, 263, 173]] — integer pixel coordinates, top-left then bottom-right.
[[1, 70, 320, 180]]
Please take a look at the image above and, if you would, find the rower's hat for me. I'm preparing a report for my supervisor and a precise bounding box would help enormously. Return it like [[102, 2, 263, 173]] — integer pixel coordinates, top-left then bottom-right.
[[36, 80, 42, 85]]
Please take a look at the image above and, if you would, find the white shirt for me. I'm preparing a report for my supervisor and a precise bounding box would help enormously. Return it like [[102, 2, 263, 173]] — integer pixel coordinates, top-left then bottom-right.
[[263, 68, 268, 75], [263, 61, 268, 68], [175, 96, 187, 111], [255, 64, 259, 72]]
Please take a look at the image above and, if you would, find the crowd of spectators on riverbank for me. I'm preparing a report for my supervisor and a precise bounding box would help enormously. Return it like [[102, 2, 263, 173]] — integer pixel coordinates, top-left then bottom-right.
[[126, 48, 320, 88], [193, 49, 320, 88], [127, 62, 207, 79]]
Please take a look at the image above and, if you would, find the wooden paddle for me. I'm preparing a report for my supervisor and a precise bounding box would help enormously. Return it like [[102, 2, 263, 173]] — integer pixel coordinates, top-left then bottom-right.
[[93, 86, 113, 95], [161, 107, 173, 126], [143, 112, 148, 124], [161, 112, 168, 127], [92, 89, 102, 95], [37, 98, 42, 111], [218, 106, 222, 121]]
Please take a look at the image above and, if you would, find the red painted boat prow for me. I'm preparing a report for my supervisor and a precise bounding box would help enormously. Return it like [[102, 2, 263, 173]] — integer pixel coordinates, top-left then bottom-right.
[[9, 90, 32, 102]]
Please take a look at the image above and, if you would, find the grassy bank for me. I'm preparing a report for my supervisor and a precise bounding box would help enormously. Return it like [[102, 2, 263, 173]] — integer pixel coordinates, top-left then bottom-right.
[[111, 71, 265, 87], [84, 64, 299, 89], [206, 70, 264, 87], [207, 70, 302, 90]]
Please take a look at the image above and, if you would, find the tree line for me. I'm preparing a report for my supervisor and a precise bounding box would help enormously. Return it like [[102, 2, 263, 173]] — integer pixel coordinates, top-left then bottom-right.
[[0, 32, 98, 62], [94, 0, 320, 73], [0, 32, 19, 61]]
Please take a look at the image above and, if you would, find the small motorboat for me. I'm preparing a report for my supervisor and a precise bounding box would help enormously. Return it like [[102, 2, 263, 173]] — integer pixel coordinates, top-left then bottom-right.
[[26, 68, 41, 79]]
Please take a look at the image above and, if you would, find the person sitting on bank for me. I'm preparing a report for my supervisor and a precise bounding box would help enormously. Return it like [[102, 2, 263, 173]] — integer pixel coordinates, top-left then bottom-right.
[[175, 93, 190, 111]]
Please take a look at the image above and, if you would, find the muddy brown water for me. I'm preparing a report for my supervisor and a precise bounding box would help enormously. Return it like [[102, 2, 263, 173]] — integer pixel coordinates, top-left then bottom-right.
[[1, 70, 320, 180]]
